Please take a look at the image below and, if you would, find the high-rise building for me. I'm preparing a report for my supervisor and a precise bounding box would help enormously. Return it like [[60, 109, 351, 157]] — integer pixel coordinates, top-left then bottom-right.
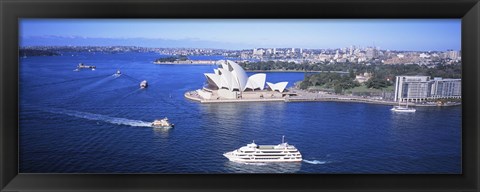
[[253, 48, 265, 56], [266, 49, 273, 55], [366, 47, 377, 59], [334, 50, 340, 59], [447, 50, 460, 60]]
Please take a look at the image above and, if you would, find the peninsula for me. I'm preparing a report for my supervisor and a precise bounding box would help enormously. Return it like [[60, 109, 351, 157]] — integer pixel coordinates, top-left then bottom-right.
[[154, 55, 215, 65]]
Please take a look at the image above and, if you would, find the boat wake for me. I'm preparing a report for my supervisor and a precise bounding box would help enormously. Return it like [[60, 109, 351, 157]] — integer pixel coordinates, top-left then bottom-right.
[[29, 74, 110, 88], [303, 160, 328, 165], [44, 108, 152, 128]]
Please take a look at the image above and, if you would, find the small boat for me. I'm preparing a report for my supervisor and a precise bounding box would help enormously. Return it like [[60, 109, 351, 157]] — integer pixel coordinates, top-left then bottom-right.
[[113, 70, 122, 77], [391, 105, 416, 112], [77, 63, 96, 69], [391, 99, 416, 113], [152, 117, 174, 128], [140, 80, 148, 89]]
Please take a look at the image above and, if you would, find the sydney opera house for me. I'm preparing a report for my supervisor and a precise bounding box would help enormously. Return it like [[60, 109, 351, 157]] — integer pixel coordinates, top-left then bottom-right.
[[185, 60, 290, 102]]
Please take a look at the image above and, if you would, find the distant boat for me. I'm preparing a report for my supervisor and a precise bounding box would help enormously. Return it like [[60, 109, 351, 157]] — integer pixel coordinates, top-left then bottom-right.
[[391, 99, 416, 113], [151, 117, 174, 128], [77, 63, 96, 69], [140, 80, 148, 89], [113, 70, 122, 77]]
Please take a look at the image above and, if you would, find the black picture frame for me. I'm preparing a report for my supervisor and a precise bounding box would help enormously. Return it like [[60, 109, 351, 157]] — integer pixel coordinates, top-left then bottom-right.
[[1, 0, 479, 191]]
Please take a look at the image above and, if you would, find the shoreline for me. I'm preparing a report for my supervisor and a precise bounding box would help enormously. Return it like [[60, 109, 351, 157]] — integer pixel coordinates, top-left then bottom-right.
[[153, 60, 216, 65], [184, 90, 461, 107], [285, 96, 461, 107], [245, 70, 348, 73]]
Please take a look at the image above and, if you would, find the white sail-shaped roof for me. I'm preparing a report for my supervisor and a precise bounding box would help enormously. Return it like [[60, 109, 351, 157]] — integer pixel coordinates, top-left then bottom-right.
[[204, 73, 222, 89], [204, 60, 287, 93], [218, 68, 233, 90], [245, 73, 266, 91], [222, 60, 248, 91], [267, 82, 288, 92]]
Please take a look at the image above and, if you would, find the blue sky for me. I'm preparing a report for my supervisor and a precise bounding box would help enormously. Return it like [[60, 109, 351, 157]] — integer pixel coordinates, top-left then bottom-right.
[[20, 19, 461, 51]]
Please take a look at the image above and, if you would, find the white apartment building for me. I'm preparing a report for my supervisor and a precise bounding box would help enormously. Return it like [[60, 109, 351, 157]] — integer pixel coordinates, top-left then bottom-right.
[[394, 76, 461, 102]]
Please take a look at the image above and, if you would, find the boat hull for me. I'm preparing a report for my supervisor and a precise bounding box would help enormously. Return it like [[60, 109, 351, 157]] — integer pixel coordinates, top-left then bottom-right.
[[152, 125, 174, 129], [391, 108, 416, 112], [223, 152, 302, 163]]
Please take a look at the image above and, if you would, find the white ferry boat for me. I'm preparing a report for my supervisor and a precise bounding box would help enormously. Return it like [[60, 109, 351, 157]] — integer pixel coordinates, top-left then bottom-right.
[[223, 136, 302, 163]]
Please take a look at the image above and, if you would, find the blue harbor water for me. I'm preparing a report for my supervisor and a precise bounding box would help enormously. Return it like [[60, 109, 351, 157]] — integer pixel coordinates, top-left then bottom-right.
[[19, 52, 461, 174]]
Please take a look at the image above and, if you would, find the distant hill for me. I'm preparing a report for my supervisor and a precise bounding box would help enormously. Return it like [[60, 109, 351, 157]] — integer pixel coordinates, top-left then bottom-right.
[[19, 49, 60, 57], [20, 36, 248, 49]]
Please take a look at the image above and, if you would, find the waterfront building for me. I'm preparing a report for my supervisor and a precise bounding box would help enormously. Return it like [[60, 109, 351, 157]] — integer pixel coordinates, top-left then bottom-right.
[[430, 77, 462, 99], [394, 76, 461, 102], [199, 60, 288, 100]]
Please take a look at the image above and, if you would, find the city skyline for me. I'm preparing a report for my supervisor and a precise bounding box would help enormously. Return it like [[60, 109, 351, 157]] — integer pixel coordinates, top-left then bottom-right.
[[20, 19, 461, 51]]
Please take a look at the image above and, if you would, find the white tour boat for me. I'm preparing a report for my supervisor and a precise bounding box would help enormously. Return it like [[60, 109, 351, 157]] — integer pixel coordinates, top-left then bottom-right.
[[223, 136, 302, 163], [151, 117, 174, 128]]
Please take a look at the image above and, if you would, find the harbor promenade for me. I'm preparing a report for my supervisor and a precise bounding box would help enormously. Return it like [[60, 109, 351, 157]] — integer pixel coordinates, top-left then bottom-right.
[[185, 88, 460, 107], [184, 91, 285, 103]]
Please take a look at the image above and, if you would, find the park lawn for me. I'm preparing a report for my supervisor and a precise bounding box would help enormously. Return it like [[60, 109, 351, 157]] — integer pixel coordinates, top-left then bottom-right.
[[307, 85, 334, 92]]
